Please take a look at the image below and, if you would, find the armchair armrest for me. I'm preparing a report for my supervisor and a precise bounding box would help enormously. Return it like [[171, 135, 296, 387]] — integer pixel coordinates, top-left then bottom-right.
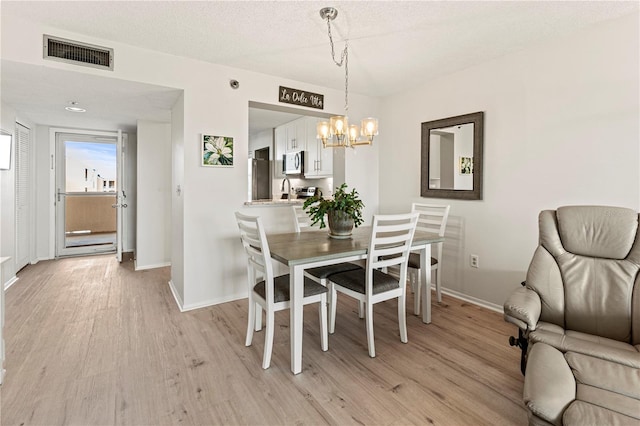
[[523, 343, 576, 426], [504, 286, 541, 331]]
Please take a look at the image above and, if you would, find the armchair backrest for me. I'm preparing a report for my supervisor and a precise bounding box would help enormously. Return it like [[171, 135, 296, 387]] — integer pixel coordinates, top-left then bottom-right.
[[526, 206, 640, 344]]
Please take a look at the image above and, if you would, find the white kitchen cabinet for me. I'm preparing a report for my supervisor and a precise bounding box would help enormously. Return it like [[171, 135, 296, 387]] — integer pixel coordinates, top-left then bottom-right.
[[285, 118, 306, 153], [304, 117, 333, 178], [275, 118, 306, 177], [274, 116, 332, 179], [275, 118, 306, 178]]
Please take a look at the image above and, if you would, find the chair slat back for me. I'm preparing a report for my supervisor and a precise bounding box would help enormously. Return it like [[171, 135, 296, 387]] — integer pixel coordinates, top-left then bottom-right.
[[369, 213, 419, 273], [412, 203, 450, 237], [235, 212, 274, 301], [292, 205, 313, 232]]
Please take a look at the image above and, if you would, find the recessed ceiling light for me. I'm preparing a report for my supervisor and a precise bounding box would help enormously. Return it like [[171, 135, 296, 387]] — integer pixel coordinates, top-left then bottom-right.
[[65, 106, 86, 113], [65, 101, 86, 113]]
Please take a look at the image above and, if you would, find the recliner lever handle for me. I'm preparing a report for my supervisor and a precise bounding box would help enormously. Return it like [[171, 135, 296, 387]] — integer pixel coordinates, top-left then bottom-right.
[[508, 328, 529, 375]]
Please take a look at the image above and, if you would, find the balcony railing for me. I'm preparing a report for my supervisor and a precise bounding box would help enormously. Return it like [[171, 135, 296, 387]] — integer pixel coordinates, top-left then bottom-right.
[[65, 194, 116, 234]]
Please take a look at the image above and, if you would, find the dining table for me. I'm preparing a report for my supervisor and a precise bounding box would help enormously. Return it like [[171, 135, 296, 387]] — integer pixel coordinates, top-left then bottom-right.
[[267, 226, 444, 374]]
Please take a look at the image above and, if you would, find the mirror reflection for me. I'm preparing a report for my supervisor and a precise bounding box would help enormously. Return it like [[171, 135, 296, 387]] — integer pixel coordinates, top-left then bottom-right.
[[421, 111, 484, 200], [428, 122, 474, 190]]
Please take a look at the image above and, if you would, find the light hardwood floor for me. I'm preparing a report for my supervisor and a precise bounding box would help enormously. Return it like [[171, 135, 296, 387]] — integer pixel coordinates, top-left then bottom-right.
[[0, 255, 526, 425]]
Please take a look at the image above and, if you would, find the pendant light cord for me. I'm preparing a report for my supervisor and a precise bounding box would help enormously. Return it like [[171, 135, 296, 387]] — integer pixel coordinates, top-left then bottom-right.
[[325, 18, 349, 114]]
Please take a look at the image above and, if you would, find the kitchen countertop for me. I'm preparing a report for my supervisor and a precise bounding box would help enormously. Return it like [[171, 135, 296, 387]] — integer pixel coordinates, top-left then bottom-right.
[[244, 199, 306, 206]]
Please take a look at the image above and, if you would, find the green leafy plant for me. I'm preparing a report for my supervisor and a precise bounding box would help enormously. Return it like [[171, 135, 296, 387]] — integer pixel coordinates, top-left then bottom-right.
[[302, 183, 365, 229]]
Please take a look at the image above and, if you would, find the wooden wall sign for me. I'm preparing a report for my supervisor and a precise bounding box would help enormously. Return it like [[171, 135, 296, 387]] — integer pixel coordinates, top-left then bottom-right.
[[278, 86, 324, 110]]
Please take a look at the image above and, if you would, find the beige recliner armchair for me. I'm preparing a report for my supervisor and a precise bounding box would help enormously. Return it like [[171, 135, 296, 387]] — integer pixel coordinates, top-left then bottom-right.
[[503, 206, 640, 425]]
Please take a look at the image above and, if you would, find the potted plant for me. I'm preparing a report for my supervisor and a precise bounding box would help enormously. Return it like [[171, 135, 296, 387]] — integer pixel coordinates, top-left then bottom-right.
[[302, 183, 365, 239]]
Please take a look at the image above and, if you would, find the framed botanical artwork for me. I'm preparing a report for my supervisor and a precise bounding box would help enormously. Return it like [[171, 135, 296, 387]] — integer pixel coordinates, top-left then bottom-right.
[[202, 134, 233, 167], [459, 156, 473, 175]]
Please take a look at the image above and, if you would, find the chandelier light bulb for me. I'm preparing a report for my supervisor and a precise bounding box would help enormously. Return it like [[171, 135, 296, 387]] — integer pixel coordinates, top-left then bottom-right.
[[330, 116, 347, 135], [348, 124, 360, 144], [317, 121, 330, 139]]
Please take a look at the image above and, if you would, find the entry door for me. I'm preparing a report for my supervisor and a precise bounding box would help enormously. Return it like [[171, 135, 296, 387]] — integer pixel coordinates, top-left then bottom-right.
[[55, 132, 121, 257]]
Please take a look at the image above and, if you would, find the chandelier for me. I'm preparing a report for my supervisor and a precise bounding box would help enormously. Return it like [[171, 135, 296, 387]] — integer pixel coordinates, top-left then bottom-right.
[[316, 7, 378, 149]]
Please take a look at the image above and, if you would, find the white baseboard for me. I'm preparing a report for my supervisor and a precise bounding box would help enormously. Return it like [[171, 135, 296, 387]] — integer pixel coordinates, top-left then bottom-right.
[[4, 276, 18, 291], [181, 292, 247, 312], [168, 279, 185, 311], [439, 287, 504, 314], [167, 280, 246, 313], [165, 281, 503, 315], [134, 261, 171, 271]]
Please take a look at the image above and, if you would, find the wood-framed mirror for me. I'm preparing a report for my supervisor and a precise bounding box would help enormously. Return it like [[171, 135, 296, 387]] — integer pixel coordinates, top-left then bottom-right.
[[420, 111, 484, 200]]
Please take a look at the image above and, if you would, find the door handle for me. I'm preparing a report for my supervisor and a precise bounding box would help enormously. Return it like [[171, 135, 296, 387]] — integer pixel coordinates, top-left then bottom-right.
[[112, 204, 119, 208]]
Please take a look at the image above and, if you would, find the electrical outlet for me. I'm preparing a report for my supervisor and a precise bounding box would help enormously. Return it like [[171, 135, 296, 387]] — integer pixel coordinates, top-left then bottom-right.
[[470, 254, 479, 268]]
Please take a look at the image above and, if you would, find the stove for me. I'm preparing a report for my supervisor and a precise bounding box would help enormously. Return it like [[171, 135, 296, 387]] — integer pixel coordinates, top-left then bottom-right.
[[296, 187, 316, 199]]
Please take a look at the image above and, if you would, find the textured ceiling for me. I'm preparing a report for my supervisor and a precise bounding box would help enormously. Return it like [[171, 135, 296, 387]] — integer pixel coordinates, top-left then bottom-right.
[[1, 1, 638, 132]]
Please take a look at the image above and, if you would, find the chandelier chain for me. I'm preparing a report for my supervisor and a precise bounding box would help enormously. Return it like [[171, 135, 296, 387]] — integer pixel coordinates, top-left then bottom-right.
[[325, 18, 349, 113]]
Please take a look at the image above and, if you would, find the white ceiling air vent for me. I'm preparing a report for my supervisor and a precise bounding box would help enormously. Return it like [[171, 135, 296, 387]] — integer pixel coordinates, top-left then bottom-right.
[[43, 35, 113, 71]]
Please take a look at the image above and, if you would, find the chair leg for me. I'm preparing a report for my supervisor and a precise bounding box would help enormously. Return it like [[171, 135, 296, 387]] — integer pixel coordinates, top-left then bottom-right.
[[435, 268, 442, 303], [319, 294, 328, 351], [358, 301, 365, 319], [365, 301, 375, 358], [398, 292, 408, 343], [245, 299, 255, 346], [262, 310, 275, 369], [255, 304, 263, 331], [414, 270, 421, 316], [329, 285, 337, 334]]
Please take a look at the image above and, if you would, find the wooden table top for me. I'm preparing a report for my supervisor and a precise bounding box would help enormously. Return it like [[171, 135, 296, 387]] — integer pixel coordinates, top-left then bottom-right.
[[267, 226, 443, 266]]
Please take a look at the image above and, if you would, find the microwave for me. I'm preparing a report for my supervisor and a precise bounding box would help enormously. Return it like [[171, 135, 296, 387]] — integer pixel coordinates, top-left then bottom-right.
[[283, 151, 304, 175]]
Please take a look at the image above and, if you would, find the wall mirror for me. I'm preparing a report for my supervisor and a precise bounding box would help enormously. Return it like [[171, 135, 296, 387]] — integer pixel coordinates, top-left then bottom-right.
[[421, 111, 484, 200]]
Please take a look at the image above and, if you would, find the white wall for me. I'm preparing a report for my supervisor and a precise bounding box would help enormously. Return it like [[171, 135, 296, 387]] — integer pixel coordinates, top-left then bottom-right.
[[170, 94, 185, 304], [0, 102, 17, 286], [34, 125, 51, 261], [249, 128, 272, 157], [379, 13, 640, 309], [123, 133, 137, 253], [136, 121, 171, 270]]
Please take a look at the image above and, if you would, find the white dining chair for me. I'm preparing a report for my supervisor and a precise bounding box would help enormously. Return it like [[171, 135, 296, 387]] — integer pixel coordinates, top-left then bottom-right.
[[327, 212, 419, 358], [291, 204, 364, 317], [409, 203, 450, 312], [235, 211, 329, 369], [291, 204, 313, 232]]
